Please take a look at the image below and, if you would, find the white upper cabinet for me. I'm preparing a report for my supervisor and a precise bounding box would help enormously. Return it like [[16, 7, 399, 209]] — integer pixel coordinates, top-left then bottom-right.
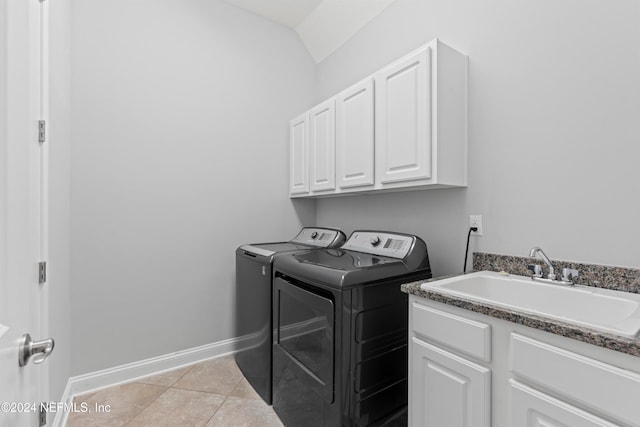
[[289, 38, 467, 198], [336, 77, 375, 190], [309, 99, 336, 192], [373, 39, 468, 191], [289, 113, 309, 195], [375, 46, 432, 185]]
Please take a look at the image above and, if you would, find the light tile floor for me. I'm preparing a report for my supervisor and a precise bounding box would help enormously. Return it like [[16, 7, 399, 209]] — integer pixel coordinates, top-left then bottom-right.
[[65, 355, 283, 427]]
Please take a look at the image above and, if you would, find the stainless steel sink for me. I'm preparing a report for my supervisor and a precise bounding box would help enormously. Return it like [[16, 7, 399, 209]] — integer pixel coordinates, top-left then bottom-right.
[[420, 271, 640, 338]]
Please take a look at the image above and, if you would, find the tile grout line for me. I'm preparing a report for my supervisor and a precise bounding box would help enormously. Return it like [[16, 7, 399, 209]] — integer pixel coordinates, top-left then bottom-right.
[[203, 393, 230, 426], [122, 386, 170, 427], [133, 362, 196, 387], [201, 375, 245, 427], [127, 361, 244, 427], [68, 357, 268, 427], [123, 363, 197, 426]]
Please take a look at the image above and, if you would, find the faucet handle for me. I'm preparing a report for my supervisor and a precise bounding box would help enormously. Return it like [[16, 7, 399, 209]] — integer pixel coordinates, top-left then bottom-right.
[[561, 268, 579, 283], [527, 264, 543, 278]]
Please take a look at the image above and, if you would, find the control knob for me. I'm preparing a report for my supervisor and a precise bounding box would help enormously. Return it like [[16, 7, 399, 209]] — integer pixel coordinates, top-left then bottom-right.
[[370, 236, 381, 247], [311, 231, 318, 239]]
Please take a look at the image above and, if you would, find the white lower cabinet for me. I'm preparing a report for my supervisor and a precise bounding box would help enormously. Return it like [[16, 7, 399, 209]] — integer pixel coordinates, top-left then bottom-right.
[[510, 380, 618, 427], [409, 295, 640, 427], [410, 298, 491, 427], [411, 337, 490, 427], [510, 333, 640, 426]]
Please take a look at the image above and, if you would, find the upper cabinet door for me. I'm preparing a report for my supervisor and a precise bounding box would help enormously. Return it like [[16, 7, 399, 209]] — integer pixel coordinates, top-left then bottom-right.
[[336, 78, 375, 189], [289, 113, 309, 195], [309, 99, 336, 192], [375, 46, 432, 185]]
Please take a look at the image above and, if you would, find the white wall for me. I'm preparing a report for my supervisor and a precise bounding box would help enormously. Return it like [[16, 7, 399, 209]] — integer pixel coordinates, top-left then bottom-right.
[[315, 0, 640, 275], [49, 0, 72, 399], [65, 0, 640, 378], [70, 0, 316, 375]]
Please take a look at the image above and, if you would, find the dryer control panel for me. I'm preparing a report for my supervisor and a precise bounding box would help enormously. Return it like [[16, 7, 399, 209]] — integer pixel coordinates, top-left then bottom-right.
[[341, 231, 415, 259], [292, 228, 346, 248]]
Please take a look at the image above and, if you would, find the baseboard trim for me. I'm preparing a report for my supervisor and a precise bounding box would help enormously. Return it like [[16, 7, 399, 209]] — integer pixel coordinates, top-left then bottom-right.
[[52, 336, 248, 427]]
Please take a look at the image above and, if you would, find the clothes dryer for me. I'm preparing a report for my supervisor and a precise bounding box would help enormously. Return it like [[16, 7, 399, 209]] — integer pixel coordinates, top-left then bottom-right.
[[272, 231, 431, 426], [235, 227, 345, 404]]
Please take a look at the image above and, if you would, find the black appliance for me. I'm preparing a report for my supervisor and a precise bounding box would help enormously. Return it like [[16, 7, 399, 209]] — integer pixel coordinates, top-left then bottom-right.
[[235, 227, 346, 404], [272, 230, 431, 426]]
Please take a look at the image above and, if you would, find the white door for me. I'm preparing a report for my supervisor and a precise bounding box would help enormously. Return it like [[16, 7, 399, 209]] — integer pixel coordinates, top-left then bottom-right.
[[0, 0, 52, 426], [410, 337, 490, 427], [335, 77, 375, 189], [308, 99, 336, 192], [289, 113, 309, 195], [375, 46, 432, 185]]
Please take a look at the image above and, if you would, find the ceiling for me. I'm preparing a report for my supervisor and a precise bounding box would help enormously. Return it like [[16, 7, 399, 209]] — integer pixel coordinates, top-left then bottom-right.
[[223, 0, 324, 28], [222, 0, 398, 63]]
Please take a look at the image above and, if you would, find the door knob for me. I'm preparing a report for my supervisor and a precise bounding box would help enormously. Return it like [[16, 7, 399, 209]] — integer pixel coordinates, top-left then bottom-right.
[[18, 334, 55, 367]]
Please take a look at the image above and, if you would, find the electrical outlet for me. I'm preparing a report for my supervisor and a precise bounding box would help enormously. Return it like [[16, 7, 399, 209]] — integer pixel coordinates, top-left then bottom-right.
[[469, 215, 483, 236]]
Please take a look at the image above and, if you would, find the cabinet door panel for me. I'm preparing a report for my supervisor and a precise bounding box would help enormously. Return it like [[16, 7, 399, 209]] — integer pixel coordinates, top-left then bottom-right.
[[309, 100, 336, 192], [510, 380, 619, 427], [290, 114, 309, 195], [336, 78, 374, 189], [376, 47, 431, 184], [511, 333, 640, 426], [411, 337, 490, 427]]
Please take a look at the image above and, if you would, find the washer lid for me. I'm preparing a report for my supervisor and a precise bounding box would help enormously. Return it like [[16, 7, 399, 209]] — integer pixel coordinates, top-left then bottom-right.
[[295, 249, 402, 270], [274, 249, 430, 289], [239, 242, 312, 257], [239, 227, 345, 258]]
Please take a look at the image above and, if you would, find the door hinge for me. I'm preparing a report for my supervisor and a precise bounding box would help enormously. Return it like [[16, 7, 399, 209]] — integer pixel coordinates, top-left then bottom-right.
[[39, 403, 47, 426], [38, 262, 47, 285], [38, 120, 46, 143]]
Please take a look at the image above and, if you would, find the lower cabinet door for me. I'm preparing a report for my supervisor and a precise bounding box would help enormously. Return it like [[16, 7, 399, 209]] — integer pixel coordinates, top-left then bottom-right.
[[510, 380, 619, 427], [410, 337, 490, 427]]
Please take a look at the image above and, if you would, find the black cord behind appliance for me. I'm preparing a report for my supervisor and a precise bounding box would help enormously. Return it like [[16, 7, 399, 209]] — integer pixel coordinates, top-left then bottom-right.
[[463, 226, 478, 273]]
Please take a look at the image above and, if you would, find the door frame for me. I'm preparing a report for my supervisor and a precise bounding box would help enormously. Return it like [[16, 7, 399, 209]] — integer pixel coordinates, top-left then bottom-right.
[[0, 0, 51, 421]]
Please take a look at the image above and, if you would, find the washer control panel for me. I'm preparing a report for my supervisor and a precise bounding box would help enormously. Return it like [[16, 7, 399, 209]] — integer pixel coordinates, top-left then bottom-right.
[[292, 228, 345, 248], [341, 231, 415, 259]]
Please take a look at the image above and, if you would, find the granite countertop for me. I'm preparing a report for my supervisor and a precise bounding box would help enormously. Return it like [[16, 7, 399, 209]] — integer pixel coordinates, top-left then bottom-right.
[[402, 262, 640, 358]]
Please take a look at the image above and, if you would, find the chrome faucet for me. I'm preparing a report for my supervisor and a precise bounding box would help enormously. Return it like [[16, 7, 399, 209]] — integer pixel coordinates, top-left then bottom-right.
[[528, 247, 555, 280]]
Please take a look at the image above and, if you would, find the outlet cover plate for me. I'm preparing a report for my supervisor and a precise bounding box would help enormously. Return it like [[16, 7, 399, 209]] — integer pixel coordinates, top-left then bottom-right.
[[470, 215, 483, 236]]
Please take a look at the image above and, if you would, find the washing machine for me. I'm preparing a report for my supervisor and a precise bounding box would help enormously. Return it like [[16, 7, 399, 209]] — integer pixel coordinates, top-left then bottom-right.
[[235, 227, 345, 405], [271, 230, 431, 426]]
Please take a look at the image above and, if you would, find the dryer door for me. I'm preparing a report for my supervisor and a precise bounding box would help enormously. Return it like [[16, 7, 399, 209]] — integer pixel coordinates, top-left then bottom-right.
[[273, 277, 334, 403]]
